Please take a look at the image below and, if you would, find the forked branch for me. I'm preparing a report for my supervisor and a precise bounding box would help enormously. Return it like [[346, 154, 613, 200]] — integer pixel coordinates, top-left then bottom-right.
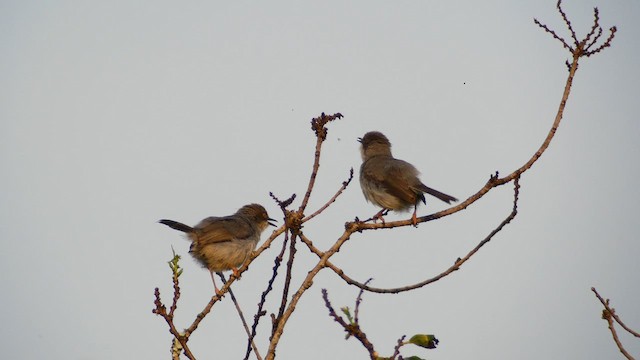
[[592, 287, 639, 360]]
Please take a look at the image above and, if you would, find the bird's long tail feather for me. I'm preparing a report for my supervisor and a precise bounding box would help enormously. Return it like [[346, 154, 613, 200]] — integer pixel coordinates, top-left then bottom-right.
[[419, 185, 458, 204], [158, 219, 194, 233]]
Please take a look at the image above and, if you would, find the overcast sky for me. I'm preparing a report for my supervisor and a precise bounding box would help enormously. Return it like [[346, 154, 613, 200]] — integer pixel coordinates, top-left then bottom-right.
[[2, 1, 639, 359]]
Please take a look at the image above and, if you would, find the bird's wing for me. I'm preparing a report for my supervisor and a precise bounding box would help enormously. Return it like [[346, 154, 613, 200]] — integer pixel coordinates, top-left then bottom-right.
[[194, 216, 254, 245], [366, 158, 420, 204]]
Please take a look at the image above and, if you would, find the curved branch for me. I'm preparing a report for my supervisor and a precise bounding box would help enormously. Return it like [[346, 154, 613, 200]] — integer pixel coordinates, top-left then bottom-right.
[[357, 35, 580, 231], [333, 177, 520, 293]]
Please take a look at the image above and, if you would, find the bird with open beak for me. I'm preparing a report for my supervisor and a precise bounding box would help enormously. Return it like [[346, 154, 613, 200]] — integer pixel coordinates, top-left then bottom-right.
[[159, 203, 276, 294]]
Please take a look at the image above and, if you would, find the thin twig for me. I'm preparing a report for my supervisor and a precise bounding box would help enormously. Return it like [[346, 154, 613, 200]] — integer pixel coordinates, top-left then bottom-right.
[[354, 278, 373, 324], [391, 335, 406, 359], [302, 168, 354, 223], [585, 26, 617, 57], [534, 18, 573, 51], [592, 288, 636, 359], [322, 288, 378, 359], [583, 7, 601, 48], [557, 0, 578, 46], [152, 288, 196, 360], [592, 288, 640, 338], [218, 274, 263, 360], [244, 229, 291, 360], [272, 231, 298, 339], [300, 113, 344, 212]]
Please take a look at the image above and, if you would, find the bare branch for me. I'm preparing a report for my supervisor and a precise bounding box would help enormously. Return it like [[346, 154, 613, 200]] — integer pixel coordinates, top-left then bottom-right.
[[585, 27, 603, 52], [583, 7, 601, 48], [303, 168, 354, 223], [556, 0, 579, 46], [300, 112, 344, 212], [534, 18, 573, 51], [592, 288, 640, 338], [351, 49, 575, 231], [585, 26, 617, 57], [272, 232, 298, 340], [152, 287, 196, 360], [216, 273, 263, 360], [391, 335, 406, 359], [266, 223, 359, 360], [244, 231, 291, 360], [354, 278, 373, 324], [535, 1, 617, 59], [270, 192, 296, 211], [332, 177, 520, 293], [322, 288, 378, 359], [592, 289, 636, 360]]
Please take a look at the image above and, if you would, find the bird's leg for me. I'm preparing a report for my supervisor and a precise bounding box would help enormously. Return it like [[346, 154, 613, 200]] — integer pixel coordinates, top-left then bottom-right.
[[210, 271, 222, 296], [372, 209, 388, 224], [231, 267, 241, 278], [411, 205, 418, 227]]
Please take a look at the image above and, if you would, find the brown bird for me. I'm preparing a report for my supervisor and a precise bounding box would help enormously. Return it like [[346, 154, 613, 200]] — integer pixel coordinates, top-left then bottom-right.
[[358, 131, 457, 226], [159, 203, 276, 294]]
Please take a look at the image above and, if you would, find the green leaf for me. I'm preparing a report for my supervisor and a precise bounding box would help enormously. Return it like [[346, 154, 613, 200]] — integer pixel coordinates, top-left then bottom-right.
[[167, 249, 183, 277], [403, 356, 426, 360], [340, 306, 354, 324], [408, 334, 439, 349]]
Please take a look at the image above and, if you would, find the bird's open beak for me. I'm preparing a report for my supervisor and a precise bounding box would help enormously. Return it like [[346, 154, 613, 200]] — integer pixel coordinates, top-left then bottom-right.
[[357, 137, 362, 143], [268, 218, 277, 227]]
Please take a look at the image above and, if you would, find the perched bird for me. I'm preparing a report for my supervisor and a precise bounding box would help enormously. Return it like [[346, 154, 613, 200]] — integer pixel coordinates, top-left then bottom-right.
[[159, 203, 276, 294], [358, 131, 458, 226]]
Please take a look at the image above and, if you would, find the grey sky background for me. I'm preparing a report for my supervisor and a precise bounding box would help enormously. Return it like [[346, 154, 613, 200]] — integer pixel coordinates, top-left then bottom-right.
[[2, 1, 639, 359]]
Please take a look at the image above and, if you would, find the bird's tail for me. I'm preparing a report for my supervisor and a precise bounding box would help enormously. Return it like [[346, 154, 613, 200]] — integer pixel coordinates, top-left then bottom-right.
[[158, 219, 194, 233], [419, 184, 458, 204]]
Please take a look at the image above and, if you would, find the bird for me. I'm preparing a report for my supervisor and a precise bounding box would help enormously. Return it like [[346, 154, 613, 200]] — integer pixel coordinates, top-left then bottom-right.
[[159, 203, 276, 294], [358, 131, 458, 226]]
